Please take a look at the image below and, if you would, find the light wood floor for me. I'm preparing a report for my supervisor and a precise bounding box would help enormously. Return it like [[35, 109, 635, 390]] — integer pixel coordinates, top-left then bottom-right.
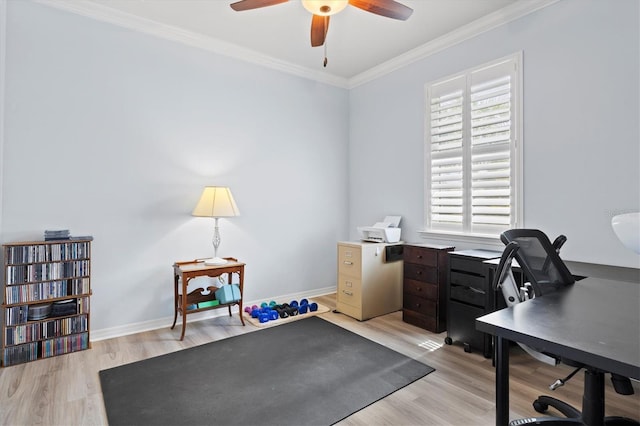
[[1, 294, 638, 425]]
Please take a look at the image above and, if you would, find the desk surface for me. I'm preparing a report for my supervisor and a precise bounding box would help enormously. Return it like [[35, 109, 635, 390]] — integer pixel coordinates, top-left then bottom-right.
[[476, 277, 640, 380]]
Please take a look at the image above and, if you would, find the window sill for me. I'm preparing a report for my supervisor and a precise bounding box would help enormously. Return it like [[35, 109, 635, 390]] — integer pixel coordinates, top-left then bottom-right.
[[417, 230, 504, 250]]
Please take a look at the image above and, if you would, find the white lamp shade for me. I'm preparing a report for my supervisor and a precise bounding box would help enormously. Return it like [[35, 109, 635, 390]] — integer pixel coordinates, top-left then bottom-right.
[[301, 0, 348, 16], [192, 187, 240, 218]]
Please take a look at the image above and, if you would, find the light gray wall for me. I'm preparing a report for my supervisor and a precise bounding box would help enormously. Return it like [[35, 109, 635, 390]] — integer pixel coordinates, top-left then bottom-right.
[[349, 0, 640, 271], [1, 1, 350, 332], [2, 0, 639, 336]]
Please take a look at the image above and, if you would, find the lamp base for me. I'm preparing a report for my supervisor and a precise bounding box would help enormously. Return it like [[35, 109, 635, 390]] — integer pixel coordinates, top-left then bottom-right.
[[204, 257, 228, 266]]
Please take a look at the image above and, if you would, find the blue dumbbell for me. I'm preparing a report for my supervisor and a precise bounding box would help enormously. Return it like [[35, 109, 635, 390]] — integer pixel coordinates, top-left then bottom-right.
[[259, 312, 270, 323], [299, 304, 309, 314], [269, 309, 279, 320], [290, 300, 299, 308], [251, 308, 261, 318], [309, 302, 318, 312]]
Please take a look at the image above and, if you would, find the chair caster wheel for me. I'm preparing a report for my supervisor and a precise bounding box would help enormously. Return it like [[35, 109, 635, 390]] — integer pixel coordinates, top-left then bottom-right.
[[533, 400, 548, 413], [444, 337, 453, 345]]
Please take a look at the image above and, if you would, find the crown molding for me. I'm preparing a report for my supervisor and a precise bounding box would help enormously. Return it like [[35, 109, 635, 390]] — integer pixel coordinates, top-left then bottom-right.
[[35, 0, 350, 88], [348, 0, 560, 88], [34, 0, 558, 89]]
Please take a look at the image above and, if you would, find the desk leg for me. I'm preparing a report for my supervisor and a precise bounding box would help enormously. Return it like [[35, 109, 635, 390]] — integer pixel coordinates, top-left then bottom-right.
[[171, 275, 179, 329], [495, 336, 509, 426], [582, 370, 605, 426]]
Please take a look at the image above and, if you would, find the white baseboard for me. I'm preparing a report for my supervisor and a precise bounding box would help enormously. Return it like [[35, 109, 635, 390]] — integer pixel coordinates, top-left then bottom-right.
[[91, 286, 336, 341]]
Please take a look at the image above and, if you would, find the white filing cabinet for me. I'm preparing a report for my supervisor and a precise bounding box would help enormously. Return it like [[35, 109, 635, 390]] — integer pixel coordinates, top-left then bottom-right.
[[336, 241, 403, 321]]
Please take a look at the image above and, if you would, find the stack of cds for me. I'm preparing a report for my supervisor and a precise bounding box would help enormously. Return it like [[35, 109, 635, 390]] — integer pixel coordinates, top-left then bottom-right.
[[28, 303, 52, 320], [51, 299, 77, 317], [44, 230, 70, 241]]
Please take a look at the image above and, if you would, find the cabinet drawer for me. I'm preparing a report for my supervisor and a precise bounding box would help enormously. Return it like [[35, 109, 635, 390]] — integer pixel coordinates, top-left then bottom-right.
[[403, 263, 437, 283], [402, 309, 437, 332], [404, 279, 438, 300], [449, 284, 485, 307], [450, 257, 486, 276], [450, 271, 487, 291], [403, 246, 438, 267], [338, 245, 361, 278], [337, 275, 362, 308], [403, 293, 436, 316], [448, 300, 489, 355]]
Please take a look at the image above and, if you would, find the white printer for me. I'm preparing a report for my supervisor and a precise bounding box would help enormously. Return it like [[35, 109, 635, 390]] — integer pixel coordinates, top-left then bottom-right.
[[357, 216, 402, 243]]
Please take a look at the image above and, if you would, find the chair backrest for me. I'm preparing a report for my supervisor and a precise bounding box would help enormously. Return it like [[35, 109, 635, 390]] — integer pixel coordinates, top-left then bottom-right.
[[500, 229, 575, 297]]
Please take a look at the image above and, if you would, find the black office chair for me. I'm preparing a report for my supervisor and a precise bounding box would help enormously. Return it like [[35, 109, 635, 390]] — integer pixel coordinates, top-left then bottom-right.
[[494, 229, 638, 426]]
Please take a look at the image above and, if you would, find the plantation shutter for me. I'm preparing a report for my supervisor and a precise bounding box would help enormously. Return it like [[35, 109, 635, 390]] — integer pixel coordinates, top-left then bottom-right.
[[425, 54, 520, 237], [469, 60, 515, 234], [426, 76, 466, 232]]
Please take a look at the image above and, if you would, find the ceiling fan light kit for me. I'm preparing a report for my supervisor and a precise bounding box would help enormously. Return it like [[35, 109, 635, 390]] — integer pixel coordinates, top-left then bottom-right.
[[230, 0, 413, 65], [301, 0, 349, 16]]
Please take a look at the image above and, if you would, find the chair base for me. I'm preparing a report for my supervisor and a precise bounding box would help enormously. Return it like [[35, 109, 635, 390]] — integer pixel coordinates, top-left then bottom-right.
[[509, 417, 639, 425], [509, 369, 639, 426]]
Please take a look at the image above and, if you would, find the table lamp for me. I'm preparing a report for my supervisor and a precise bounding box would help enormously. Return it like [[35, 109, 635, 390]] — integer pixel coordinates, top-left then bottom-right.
[[192, 186, 240, 265]]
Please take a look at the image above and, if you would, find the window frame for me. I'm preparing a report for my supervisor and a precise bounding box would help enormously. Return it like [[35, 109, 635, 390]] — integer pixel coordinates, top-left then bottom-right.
[[421, 52, 523, 244]]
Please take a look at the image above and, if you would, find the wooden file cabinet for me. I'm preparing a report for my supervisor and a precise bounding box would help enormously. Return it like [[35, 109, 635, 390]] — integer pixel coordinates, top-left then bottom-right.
[[336, 242, 403, 321], [402, 244, 454, 333]]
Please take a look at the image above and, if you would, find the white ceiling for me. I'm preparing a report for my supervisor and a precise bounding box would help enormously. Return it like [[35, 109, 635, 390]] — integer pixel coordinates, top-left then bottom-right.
[[46, 0, 556, 85]]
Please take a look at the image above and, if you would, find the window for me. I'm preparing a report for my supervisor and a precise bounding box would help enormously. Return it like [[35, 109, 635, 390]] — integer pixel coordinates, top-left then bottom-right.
[[424, 53, 522, 239]]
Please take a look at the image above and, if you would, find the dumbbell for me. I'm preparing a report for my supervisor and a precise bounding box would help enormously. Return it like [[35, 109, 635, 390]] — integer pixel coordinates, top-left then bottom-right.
[[286, 306, 299, 316], [300, 298, 309, 306], [260, 302, 269, 308], [244, 307, 252, 314], [274, 306, 289, 319], [269, 300, 277, 308], [309, 302, 318, 312], [290, 300, 299, 308], [298, 304, 309, 314], [251, 308, 261, 318], [258, 312, 270, 323], [268, 309, 279, 320]]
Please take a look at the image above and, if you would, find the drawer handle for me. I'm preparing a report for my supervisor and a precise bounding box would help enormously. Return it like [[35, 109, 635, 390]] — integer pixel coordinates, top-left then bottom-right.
[[343, 261, 353, 265], [342, 290, 353, 296]]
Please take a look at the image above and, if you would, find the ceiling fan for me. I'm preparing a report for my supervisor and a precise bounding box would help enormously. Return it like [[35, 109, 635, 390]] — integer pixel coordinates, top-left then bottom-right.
[[230, 0, 413, 55]]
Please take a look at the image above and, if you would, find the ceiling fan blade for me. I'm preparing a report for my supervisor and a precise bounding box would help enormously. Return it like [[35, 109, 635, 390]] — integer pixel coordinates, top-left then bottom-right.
[[348, 0, 413, 20], [311, 15, 330, 47], [230, 0, 288, 12]]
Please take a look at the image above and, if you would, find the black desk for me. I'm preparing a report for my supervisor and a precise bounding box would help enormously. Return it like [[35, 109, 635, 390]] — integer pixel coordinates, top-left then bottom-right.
[[476, 277, 640, 426]]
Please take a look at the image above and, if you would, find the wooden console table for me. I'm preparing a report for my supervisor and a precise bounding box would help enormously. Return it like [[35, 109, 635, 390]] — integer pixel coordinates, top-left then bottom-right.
[[171, 258, 245, 340]]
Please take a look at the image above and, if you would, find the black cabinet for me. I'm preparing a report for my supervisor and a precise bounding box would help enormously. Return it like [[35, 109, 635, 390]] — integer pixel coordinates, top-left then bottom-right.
[[445, 249, 503, 358]]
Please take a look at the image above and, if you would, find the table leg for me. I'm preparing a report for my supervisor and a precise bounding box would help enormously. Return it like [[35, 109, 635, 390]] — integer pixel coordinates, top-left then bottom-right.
[[495, 336, 509, 426], [238, 268, 245, 326], [171, 275, 179, 329], [180, 278, 188, 341]]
